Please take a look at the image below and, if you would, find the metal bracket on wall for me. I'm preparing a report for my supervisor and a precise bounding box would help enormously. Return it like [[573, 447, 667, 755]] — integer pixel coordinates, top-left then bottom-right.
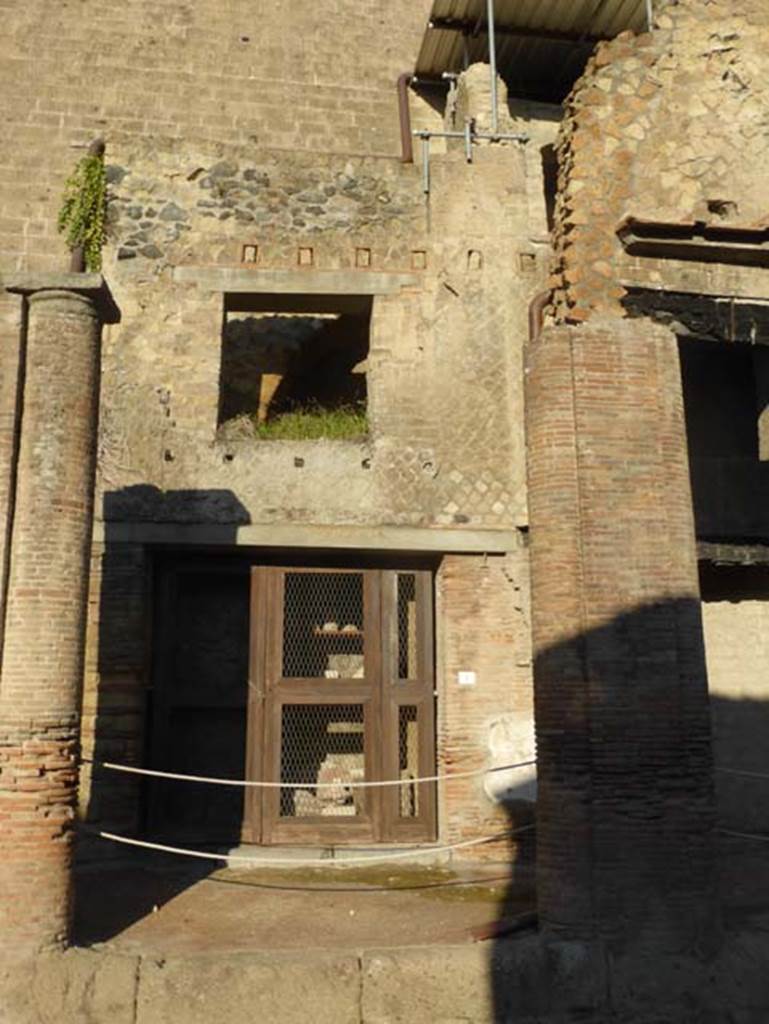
[[413, 125, 528, 198]]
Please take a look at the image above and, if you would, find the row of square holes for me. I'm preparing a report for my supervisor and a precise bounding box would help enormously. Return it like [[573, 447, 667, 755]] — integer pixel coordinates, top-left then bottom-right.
[[241, 244, 430, 270], [240, 245, 538, 272]]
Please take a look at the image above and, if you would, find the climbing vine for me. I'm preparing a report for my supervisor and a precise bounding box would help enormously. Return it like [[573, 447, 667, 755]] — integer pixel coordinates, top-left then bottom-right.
[[57, 146, 107, 272]]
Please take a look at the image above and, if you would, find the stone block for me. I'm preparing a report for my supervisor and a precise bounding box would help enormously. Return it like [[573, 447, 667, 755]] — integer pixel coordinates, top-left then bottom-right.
[[0, 949, 138, 1024], [136, 951, 360, 1024], [361, 944, 492, 1023]]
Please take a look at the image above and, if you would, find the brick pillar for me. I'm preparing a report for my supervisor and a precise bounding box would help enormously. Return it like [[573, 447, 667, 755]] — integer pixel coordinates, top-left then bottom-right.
[[525, 317, 718, 954], [0, 282, 111, 958]]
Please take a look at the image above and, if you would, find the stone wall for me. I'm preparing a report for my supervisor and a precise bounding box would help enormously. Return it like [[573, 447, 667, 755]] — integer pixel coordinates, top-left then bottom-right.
[[548, 0, 769, 323], [94, 138, 545, 534], [0, 0, 557, 535], [0, 0, 559, 862]]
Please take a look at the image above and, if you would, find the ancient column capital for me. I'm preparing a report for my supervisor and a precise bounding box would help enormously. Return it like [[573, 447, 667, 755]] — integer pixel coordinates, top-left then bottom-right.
[[4, 273, 120, 324]]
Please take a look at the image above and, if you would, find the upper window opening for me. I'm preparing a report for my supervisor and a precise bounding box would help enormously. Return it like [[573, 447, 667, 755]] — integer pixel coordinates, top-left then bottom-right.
[[218, 293, 371, 442]]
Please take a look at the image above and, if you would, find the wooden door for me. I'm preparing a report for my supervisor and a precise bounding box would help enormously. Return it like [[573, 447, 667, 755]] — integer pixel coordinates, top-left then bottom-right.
[[248, 566, 436, 845]]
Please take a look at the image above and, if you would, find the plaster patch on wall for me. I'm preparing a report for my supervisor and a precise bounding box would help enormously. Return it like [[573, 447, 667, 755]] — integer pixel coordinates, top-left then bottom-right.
[[483, 714, 537, 805]]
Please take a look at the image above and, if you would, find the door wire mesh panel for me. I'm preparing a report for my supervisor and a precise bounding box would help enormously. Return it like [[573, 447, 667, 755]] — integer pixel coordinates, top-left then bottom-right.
[[279, 704, 365, 817], [282, 572, 365, 679], [396, 573, 418, 679], [398, 705, 419, 817]]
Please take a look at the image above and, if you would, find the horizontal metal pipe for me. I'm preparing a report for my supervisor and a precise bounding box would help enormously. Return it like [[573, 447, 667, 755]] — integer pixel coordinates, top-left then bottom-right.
[[413, 129, 528, 142]]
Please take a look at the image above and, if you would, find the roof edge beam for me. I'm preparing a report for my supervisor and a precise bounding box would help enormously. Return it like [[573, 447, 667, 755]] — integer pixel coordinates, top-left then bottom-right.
[[428, 17, 608, 47]]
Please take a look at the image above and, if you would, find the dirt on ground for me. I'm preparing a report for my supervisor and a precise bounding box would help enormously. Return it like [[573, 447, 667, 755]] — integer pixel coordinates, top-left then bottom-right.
[[73, 858, 536, 955]]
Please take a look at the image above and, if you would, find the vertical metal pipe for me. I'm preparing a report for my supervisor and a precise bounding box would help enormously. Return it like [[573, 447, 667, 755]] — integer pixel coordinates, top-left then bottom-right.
[[464, 120, 473, 162], [486, 0, 498, 136], [421, 135, 430, 196], [645, 0, 653, 30], [397, 73, 414, 163]]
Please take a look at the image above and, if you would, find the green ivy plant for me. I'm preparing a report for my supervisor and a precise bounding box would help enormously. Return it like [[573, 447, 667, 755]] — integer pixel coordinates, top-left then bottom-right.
[[57, 143, 107, 272]]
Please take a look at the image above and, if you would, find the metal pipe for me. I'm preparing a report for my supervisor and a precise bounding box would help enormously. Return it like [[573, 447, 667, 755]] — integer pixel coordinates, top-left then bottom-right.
[[412, 123, 529, 198], [528, 290, 551, 343], [69, 138, 105, 272], [645, 0, 653, 31], [464, 120, 473, 162], [486, 0, 498, 136], [413, 129, 528, 142], [397, 73, 414, 163]]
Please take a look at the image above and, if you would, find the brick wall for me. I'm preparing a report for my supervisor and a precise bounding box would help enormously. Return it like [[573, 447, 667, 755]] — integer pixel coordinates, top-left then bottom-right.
[[437, 550, 534, 860]]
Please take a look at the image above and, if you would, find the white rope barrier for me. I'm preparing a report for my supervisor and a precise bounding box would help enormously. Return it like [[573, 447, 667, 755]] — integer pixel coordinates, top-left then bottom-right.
[[717, 767, 769, 780], [719, 828, 769, 843], [82, 758, 536, 789], [90, 825, 535, 867]]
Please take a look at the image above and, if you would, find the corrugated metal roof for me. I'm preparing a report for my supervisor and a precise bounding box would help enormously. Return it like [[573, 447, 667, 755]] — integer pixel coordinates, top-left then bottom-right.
[[415, 0, 648, 101]]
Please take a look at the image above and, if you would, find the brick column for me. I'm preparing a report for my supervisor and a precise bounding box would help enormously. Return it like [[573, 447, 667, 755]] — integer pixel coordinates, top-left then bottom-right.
[[0, 280, 115, 958], [525, 317, 718, 955]]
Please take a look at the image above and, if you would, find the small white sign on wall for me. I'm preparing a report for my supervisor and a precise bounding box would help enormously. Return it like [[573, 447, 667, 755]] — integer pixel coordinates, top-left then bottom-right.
[[457, 670, 476, 687]]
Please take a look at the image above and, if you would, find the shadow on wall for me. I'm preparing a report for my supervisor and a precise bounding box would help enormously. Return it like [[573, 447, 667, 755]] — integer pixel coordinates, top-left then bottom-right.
[[489, 598, 769, 1023], [74, 486, 250, 942]]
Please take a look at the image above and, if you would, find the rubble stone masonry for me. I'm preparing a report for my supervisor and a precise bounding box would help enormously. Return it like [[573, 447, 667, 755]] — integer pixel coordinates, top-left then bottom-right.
[[549, 0, 769, 321]]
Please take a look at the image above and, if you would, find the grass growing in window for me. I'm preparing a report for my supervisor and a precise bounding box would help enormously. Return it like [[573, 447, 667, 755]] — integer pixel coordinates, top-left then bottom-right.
[[252, 403, 368, 441], [217, 403, 369, 442]]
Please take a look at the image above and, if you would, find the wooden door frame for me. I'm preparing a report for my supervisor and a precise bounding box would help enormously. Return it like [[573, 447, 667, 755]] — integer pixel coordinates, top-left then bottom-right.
[[246, 564, 436, 845]]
